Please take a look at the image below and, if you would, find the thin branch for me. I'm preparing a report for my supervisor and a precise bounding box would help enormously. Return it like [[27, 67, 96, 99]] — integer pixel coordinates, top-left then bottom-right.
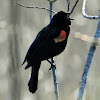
[[77, 10, 100, 100], [67, 0, 70, 12], [48, 1, 60, 100], [51, 58, 60, 100], [48, 0, 57, 3], [82, 0, 98, 19], [16, 0, 56, 14], [70, 0, 79, 14]]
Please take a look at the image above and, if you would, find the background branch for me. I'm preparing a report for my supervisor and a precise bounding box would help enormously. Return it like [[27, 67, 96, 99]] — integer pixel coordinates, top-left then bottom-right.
[[48, 0, 60, 100], [82, 0, 98, 19], [70, 0, 79, 14], [77, 10, 100, 100], [17, 0, 56, 13], [67, 0, 70, 12]]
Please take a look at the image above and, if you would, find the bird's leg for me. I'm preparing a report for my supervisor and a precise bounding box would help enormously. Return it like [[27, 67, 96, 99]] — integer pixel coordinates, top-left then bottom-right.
[[47, 59, 56, 70]]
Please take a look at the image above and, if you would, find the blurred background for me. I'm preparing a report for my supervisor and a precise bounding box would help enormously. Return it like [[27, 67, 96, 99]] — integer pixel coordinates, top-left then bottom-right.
[[0, 0, 100, 100]]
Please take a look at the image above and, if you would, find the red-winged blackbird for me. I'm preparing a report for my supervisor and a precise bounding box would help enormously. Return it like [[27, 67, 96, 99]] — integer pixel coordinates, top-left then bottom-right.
[[22, 11, 72, 93]]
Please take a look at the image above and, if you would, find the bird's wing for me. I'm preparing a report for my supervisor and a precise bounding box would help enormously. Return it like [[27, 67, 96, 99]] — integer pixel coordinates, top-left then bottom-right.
[[22, 25, 60, 64]]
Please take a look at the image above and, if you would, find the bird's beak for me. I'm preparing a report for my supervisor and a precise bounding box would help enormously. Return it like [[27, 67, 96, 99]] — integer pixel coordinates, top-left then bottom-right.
[[69, 18, 74, 20]]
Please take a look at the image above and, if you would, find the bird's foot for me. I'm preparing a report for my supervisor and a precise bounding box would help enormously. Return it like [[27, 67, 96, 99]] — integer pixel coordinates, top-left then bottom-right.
[[49, 65, 56, 70], [47, 59, 56, 70], [47, 59, 56, 66]]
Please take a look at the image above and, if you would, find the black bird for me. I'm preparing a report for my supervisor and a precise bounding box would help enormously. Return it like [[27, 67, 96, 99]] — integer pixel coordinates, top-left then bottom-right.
[[22, 11, 72, 93]]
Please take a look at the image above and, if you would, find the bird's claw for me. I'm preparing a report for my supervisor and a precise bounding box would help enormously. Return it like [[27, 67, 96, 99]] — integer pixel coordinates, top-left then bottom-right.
[[47, 59, 56, 70], [49, 63, 56, 70]]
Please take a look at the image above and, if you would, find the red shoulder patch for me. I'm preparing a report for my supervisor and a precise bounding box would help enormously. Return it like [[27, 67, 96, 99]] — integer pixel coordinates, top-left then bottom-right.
[[58, 30, 66, 39], [54, 30, 66, 43]]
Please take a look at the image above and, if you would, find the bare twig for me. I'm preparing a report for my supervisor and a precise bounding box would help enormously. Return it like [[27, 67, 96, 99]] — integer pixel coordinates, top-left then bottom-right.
[[77, 0, 100, 100], [67, 0, 70, 12], [17, 0, 56, 13], [48, 0, 60, 100], [51, 58, 60, 100], [82, 0, 98, 19], [70, 0, 79, 14], [77, 10, 100, 100]]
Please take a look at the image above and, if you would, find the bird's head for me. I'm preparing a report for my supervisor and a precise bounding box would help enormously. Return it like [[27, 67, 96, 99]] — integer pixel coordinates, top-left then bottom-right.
[[51, 11, 73, 26]]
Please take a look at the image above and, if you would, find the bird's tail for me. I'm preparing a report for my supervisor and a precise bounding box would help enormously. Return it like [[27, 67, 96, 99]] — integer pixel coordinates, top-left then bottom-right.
[[28, 63, 41, 93]]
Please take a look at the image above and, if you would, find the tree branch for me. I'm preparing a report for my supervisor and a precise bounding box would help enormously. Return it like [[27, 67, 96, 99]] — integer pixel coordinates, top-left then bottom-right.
[[70, 0, 79, 14], [82, 0, 98, 19], [16, 0, 56, 13], [77, 10, 100, 100], [48, 1, 60, 100], [67, 0, 70, 12]]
